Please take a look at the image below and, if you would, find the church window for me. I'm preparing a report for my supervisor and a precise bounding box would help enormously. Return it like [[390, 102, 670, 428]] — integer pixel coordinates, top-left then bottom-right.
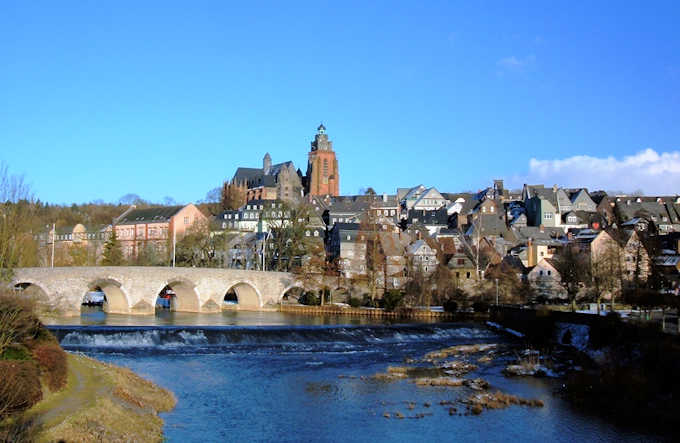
[[323, 159, 329, 176], [314, 231, 319, 237]]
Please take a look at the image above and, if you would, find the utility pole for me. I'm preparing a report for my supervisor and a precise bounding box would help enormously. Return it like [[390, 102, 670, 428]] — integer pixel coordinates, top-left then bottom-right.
[[495, 278, 499, 306], [51, 222, 55, 268]]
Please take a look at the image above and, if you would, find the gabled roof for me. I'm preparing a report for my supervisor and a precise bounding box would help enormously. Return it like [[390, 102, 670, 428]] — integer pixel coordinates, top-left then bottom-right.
[[406, 239, 434, 255], [524, 185, 558, 208], [412, 187, 446, 207], [117, 206, 184, 225]]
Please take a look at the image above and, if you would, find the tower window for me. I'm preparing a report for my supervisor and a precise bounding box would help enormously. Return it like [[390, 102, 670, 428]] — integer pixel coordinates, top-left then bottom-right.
[[323, 159, 329, 176]]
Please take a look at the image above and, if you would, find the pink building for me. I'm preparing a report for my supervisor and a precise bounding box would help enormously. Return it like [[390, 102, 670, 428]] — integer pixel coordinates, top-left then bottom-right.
[[114, 204, 207, 260]]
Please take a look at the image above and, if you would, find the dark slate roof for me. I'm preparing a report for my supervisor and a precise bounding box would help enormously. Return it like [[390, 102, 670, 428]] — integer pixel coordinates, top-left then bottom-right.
[[334, 222, 361, 231], [512, 226, 564, 244], [589, 191, 609, 205], [233, 167, 263, 183], [328, 198, 372, 214], [468, 214, 510, 238], [117, 206, 184, 225], [526, 185, 558, 208], [269, 161, 294, 176], [614, 199, 673, 223], [407, 208, 449, 226]]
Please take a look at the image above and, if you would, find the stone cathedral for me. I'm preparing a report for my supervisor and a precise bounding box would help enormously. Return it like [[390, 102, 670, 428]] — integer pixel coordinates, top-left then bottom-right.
[[230, 124, 340, 203], [305, 124, 340, 196]]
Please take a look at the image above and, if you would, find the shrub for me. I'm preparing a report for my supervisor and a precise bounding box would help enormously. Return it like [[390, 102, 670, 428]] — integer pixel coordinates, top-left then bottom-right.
[[472, 301, 490, 313], [383, 290, 404, 312], [0, 361, 42, 419], [361, 294, 378, 308], [1, 344, 31, 361], [442, 299, 458, 314], [348, 297, 361, 308], [0, 293, 42, 356], [33, 343, 68, 391]]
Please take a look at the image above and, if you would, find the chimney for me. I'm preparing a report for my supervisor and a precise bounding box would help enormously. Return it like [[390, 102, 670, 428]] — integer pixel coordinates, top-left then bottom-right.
[[527, 238, 537, 267]]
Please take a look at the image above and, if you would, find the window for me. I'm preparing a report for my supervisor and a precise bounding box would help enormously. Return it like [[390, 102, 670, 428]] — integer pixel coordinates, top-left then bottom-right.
[[547, 270, 551, 276], [346, 235, 351, 240], [544, 213, 553, 220], [539, 270, 544, 276], [457, 258, 465, 265], [305, 230, 310, 236], [390, 210, 395, 216], [466, 272, 471, 279], [323, 159, 329, 176], [184, 216, 190, 225], [222, 222, 227, 229], [314, 231, 319, 237]]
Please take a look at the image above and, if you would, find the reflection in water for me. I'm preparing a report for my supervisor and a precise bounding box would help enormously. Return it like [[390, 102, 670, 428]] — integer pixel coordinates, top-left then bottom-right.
[[54, 306, 437, 327]]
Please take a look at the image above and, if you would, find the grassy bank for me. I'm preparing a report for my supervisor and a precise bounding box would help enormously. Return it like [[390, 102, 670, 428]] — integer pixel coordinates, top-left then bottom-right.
[[27, 353, 176, 442]]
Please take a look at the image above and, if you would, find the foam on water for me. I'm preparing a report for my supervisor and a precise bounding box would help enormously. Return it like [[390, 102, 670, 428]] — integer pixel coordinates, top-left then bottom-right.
[[51, 323, 498, 353]]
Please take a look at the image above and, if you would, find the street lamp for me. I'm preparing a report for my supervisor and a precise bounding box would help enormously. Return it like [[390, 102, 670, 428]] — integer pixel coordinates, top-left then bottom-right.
[[261, 231, 270, 271]]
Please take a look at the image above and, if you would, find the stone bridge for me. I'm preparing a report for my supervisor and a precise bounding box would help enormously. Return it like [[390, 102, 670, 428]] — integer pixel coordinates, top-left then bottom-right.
[[10, 267, 302, 316]]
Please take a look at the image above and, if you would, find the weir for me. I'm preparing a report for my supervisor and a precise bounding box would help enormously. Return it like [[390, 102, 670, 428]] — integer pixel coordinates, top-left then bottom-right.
[[10, 266, 299, 316]]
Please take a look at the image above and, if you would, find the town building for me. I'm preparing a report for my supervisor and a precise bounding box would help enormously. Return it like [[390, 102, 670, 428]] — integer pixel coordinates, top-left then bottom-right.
[[114, 204, 206, 260]]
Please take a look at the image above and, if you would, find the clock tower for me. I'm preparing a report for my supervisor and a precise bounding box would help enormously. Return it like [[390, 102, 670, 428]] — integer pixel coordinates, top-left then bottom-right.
[[306, 124, 339, 196]]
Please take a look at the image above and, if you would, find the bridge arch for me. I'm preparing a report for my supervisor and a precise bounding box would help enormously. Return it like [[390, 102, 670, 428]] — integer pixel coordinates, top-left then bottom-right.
[[223, 281, 262, 309], [279, 283, 304, 303], [155, 278, 200, 312], [13, 281, 50, 304], [85, 278, 130, 314]]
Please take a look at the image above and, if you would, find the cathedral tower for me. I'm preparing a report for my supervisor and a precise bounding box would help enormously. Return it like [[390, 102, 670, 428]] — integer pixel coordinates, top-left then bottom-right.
[[306, 124, 339, 196]]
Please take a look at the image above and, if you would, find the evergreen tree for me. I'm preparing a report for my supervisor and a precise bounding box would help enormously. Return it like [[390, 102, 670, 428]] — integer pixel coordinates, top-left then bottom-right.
[[101, 228, 124, 266]]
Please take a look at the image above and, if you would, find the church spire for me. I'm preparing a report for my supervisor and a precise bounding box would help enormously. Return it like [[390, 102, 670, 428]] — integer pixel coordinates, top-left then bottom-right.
[[263, 152, 272, 175]]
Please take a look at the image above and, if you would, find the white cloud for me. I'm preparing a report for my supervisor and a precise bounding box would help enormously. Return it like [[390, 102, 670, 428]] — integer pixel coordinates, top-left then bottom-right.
[[497, 55, 535, 71], [516, 149, 680, 195]]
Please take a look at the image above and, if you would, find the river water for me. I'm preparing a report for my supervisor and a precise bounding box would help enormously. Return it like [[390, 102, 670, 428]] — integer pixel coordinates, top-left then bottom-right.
[[49, 313, 660, 442]]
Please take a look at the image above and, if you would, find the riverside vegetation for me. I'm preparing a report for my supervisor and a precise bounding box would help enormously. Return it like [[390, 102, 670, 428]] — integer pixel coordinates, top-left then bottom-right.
[[0, 290, 176, 442]]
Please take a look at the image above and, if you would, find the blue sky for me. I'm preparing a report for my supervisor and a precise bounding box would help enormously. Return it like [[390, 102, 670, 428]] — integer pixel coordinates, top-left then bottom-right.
[[1, 1, 679, 204]]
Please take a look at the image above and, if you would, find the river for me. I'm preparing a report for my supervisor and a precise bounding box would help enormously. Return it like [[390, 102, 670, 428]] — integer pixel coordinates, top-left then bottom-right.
[[49, 312, 661, 442]]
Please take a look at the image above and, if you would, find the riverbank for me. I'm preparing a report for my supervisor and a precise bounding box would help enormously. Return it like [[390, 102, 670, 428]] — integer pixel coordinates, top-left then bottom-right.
[[28, 353, 176, 442], [491, 306, 680, 436]]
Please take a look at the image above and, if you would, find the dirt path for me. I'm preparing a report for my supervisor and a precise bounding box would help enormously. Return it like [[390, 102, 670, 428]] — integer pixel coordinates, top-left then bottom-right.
[[29, 353, 109, 428]]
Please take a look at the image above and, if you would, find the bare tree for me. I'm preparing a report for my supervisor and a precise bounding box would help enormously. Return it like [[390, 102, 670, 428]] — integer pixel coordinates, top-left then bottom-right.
[[0, 163, 35, 281], [552, 245, 591, 312]]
